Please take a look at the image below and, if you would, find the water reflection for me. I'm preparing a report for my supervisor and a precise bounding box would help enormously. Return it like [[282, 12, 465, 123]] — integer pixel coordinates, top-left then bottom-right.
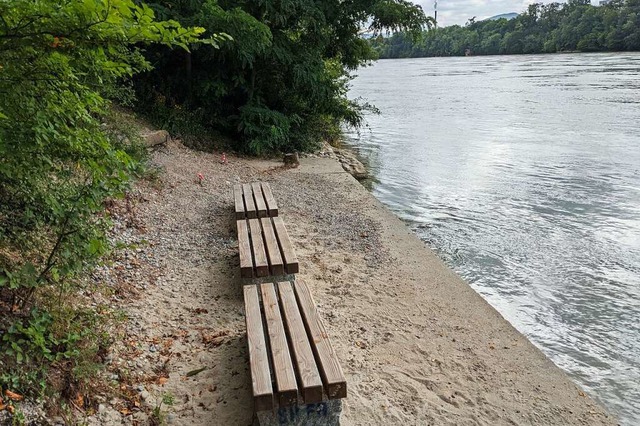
[[346, 52, 640, 424]]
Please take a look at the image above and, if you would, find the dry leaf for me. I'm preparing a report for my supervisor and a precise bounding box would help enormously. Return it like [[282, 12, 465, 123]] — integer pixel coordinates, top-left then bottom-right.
[[6, 405, 14, 414], [201, 330, 229, 346], [120, 408, 132, 416], [5, 390, 23, 401], [74, 393, 84, 408], [0, 404, 6, 411]]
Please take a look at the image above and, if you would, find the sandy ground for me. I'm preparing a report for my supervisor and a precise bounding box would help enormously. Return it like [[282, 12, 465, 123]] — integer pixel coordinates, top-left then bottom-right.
[[87, 139, 616, 425]]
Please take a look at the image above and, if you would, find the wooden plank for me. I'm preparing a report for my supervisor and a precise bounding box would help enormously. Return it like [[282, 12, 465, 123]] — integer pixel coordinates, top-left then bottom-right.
[[242, 183, 257, 219], [251, 182, 268, 218], [243, 285, 274, 411], [272, 217, 299, 274], [260, 218, 285, 276], [237, 220, 253, 278], [234, 184, 245, 219], [248, 219, 269, 277], [277, 281, 323, 404], [261, 182, 279, 217], [294, 280, 347, 399], [260, 283, 298, 407]]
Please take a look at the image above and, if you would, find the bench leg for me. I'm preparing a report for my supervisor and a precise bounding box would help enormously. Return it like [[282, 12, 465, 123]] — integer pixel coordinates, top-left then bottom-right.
[[255, 399, 342, 426]]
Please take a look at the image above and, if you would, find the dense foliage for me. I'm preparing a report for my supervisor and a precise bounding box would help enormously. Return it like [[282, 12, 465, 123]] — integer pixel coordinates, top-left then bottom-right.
[[372, 0, 640, 58], [0, 0, 208, 400], [135, 0, 432, 154]]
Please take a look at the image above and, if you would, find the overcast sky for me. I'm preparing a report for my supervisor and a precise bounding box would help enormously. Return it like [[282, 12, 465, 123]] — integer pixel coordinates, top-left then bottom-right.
[[416, 1, 598, 27]]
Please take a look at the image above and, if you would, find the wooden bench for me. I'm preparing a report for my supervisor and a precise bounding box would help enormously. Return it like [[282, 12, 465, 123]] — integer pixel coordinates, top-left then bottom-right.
[[234, 182, 278, 219], [237, 216, 299, 278], [243, 280, 347, 413]]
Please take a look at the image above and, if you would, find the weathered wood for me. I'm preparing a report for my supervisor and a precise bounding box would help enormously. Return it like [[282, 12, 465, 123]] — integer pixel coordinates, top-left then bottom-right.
[[244, 285, 274, 411], [278, 281, 323, 404], [237, 220, 253, 278], [261, 218, 285, 276], [248, 219, 269, 277], [234, 184, 245, 219], [272, 217, 299, 274], [261, 182, 279, 216], [252, 182, 268, 218], [283, 152, 300, 168], [260, 283, 299, 407], [242, 183, 257, 219], [294, 280, 347, 399]]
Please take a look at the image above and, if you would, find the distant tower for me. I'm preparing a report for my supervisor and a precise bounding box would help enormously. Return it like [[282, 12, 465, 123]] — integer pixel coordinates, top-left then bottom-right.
[[434, 1, 438, 28]]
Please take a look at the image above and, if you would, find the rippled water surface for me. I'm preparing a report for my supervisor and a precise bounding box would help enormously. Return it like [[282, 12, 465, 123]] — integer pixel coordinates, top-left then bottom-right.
[[345, 53, 640, 423]]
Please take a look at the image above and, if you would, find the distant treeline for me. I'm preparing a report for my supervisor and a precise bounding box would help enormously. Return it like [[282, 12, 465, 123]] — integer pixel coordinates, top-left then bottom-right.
[[372, 0, 640, 58]]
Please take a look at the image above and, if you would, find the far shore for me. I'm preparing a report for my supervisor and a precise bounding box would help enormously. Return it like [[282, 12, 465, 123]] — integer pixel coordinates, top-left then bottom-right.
[[87, 139, 615, 425]]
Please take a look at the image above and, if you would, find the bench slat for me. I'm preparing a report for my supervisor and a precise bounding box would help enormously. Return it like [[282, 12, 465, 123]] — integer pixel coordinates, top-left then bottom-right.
[[261, 182, 279, 216], [234, 184, 245, 219], [272, 217, 299, 274], [244, 285, 274, 411], [242, 184, 257, 219], [294, 280, 347, 399], [237, 220, 253, 278], [278, 281, 323, 404], [261, 218, 285, 276], [248, 219, 269, 277], [252, 182, 268, 218], [260, 283, 299, 407]]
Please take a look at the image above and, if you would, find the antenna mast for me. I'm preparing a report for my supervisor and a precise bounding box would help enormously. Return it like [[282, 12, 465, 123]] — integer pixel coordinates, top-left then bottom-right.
[[434, 1, 438, 28]]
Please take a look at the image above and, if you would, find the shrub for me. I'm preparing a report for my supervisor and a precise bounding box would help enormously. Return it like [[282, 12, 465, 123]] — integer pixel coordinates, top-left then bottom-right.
[[0, 0, 215, 399]]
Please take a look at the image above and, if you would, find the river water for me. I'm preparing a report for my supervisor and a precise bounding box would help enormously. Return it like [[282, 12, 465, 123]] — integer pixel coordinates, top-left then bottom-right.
[[345, 53, 640, 424]]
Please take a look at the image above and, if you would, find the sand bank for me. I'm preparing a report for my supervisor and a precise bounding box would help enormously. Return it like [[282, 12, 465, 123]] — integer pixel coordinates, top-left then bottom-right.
[[89, 140, 614, 425]]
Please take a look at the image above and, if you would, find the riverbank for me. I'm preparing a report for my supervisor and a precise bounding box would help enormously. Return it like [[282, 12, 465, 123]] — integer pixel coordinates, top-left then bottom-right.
[[86, 139, 614, 425]]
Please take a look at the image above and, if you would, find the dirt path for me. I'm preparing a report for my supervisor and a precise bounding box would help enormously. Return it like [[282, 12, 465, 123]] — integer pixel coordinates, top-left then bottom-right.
[[88, 140, 615, 425]]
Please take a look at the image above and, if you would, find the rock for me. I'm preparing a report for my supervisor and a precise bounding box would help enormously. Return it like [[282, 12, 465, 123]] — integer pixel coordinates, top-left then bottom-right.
[[142, 130, 170, 148], [341, 161, 368, 180], [257, 399, 342, 426], [283, 152, 300, 168], [319, 142, 335, 156]]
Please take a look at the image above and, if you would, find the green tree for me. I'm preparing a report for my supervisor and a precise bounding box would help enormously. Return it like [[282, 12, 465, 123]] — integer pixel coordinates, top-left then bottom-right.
[[373, 0, 640, 58], [0, 0, 207, 304], [0, 0, 210, 394], [135, 0, 432, 154]]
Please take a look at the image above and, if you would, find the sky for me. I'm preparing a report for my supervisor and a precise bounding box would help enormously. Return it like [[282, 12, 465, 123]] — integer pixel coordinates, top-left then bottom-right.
[[417, 1, 598, 27]]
